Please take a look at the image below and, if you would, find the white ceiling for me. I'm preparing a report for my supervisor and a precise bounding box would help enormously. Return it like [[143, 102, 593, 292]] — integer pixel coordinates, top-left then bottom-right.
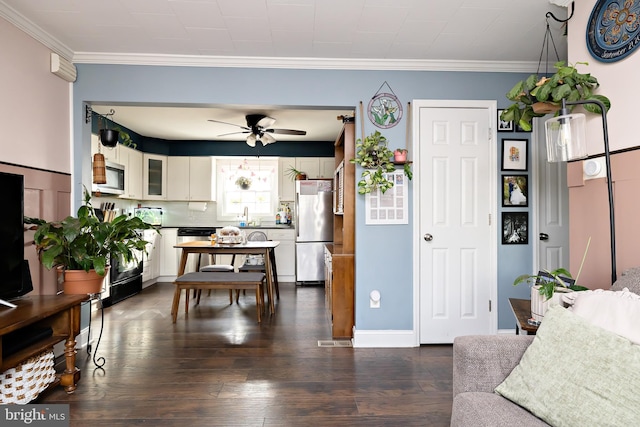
[[0, 0, 570, 142]]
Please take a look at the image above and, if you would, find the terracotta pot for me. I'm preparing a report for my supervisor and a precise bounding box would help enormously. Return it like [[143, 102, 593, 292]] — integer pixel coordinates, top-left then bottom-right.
[[532, 102, 560, 114], [295, 173, 307, 180], [57, 267, 109, 295], [394, 151, 407, 162]]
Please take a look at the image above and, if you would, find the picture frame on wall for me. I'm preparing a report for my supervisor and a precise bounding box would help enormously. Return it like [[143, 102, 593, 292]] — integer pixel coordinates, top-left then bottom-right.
[[502, 175, 528, 207], [497, 109, 513, 132], [502, 212, 528, 245], [501, 139, 528, 171]]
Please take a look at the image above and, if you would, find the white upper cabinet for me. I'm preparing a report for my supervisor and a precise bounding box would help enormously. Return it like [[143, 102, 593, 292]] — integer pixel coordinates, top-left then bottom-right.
[[295, 157, 335, 179], [279, 157, 296, 202], [143, 153, 168, 200], [119, 145, 143, 200], [167, 156, 216, 201], [319, 158, 335, 178]]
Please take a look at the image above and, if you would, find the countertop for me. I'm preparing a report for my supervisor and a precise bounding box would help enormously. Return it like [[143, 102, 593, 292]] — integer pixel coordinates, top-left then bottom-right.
[[161, 224, 294, 230]]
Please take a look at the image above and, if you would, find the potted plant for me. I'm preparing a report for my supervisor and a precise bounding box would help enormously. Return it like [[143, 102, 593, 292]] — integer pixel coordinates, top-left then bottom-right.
[[350, 131, 412, 194], [513, 268, 588, 322], [24, 189, 158, 294], [285, 166, 307, 181], [393, 148, 408, 163], [235, 176, 252, 190], [500, 61, 611, 132]]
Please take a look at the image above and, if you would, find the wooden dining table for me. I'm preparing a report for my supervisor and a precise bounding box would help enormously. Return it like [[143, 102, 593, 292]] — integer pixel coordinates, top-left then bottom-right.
[[173, 240, 280, 314]]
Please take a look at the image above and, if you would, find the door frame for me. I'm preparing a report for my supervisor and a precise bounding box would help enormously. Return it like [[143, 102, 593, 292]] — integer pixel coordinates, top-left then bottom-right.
[[411, 99, 498, 345]]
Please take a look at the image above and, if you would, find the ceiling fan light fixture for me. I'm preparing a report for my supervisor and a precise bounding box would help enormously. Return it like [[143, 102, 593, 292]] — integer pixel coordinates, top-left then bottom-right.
[[261, 133, 276, 145], [246, 134, 257, 147]]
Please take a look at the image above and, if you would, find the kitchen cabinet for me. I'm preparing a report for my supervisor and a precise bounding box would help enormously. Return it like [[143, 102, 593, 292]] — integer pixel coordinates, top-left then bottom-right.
[[326, 122, 355, 339], [266, 228, 295, 282], [119, 145, 143, 200], [167, 156, 216, 201], [279, 157, 296, 202], [142, 230, 161, 287], [91, 133, 119, 164], [143, 153, 167, 200], [159, 228, 179, 279], [294, 157, 335, 179]]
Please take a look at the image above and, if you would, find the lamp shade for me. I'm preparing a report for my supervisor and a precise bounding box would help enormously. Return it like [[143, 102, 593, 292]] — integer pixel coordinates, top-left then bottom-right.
[[544, 112, 588, 162]]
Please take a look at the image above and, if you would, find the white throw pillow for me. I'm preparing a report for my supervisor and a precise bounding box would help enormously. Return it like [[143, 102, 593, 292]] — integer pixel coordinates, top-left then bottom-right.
[[568, 288, 640, 344]]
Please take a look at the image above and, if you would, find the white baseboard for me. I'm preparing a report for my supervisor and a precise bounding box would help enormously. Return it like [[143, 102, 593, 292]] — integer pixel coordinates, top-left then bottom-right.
[[352, 328, 417, 348], [53, 327, 89, 358], [498, 328, 517, 335]]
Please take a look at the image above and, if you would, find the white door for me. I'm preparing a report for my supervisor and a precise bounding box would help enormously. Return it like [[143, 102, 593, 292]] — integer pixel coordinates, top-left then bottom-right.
[[415, 101, 496, 344], [534, 118, 570, 272]]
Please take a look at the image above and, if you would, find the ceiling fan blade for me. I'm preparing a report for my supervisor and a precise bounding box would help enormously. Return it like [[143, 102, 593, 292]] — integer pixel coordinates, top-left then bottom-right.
[[217, 130, 250, 137], [246, 134, 258, 147], [265, 128, 307, 136], [208, 119, 250, 131]]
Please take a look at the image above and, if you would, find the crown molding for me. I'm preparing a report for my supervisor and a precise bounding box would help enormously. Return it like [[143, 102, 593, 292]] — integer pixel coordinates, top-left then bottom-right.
[[0, 2, 73, 60], [72, 52, 541, 73]]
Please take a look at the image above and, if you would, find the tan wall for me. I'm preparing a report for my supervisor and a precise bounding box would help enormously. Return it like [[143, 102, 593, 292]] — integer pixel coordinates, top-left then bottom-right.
[[566, 2, 640, 287], [0, 17, 71, 173]]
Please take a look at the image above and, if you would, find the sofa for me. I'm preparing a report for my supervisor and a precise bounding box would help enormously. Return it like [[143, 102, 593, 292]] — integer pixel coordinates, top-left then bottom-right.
[[450, 270, 640, 427]]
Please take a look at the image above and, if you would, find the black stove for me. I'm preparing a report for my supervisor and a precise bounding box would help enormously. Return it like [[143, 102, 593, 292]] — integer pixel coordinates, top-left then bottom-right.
[[177, 227, 218, 237]]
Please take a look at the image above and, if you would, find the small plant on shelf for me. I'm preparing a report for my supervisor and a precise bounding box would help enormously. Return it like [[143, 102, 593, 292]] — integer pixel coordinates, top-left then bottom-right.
[[350, 131, 412, 194], [285, 166, 307, 181]]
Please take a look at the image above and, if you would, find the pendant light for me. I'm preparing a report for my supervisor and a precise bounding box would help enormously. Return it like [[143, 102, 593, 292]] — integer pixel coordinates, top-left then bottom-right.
[[92, 143, 107, 184]]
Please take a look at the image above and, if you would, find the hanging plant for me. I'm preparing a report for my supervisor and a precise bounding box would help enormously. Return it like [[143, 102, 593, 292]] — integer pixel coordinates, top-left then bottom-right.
[[235, 176, 252, 190], [501, 61, 611, 132], [350, 131, 411, 194]]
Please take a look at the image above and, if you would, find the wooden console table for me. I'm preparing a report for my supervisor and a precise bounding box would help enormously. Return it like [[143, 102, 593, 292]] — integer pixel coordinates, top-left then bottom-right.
[[508, 298, 539, 335], [0, 294, 87, 394]]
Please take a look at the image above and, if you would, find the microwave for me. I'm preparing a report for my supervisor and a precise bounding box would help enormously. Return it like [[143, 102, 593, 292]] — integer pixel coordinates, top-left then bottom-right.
[[92, 161, 125, 195]]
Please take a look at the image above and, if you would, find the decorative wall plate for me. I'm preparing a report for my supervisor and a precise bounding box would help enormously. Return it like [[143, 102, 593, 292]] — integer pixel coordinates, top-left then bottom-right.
[[586, 0, 640, 62], [367, 82, 403, 129]]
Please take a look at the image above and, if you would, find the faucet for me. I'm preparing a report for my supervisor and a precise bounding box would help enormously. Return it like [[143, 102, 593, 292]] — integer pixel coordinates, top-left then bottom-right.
[[243, 206, 248, 224]]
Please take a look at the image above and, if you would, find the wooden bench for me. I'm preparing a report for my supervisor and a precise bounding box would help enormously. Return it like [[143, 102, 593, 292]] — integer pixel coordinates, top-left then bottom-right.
[[172, 272, 266, 323]]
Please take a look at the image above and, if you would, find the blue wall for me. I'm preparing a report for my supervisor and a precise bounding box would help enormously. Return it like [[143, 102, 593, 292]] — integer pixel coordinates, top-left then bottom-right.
[[74, 64, 536, 332]]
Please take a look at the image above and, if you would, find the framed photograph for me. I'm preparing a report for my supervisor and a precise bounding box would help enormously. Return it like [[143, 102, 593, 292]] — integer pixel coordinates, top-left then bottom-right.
[[497, 109, 513, 132], [515, 122, 532, 133], [502, 175, 528, 207], [502, 212, 528, 245], [501, 139, 528, 171]]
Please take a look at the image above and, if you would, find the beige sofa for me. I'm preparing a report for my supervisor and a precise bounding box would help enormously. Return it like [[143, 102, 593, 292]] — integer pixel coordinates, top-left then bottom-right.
[[451, 270, 640, 427]]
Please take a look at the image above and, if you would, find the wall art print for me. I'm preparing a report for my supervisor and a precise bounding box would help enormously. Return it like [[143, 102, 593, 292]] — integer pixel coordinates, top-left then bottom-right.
[[587, 0, 640, 63], [501, 139, 528, 171], [502, 212, 529, 245], [367, 81, 403, 129]]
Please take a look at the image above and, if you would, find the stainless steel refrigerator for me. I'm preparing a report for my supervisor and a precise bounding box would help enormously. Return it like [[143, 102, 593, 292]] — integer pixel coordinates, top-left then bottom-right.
[[295, 180, 333, 283]]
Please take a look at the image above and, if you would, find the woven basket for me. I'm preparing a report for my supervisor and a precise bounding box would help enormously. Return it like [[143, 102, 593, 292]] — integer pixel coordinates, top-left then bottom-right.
[[0, 350, 57, 404]]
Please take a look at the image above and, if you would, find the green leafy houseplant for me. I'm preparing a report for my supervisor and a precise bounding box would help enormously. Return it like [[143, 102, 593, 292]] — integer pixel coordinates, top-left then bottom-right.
[[24, 190, 157, 277], [285, 166, 307, 181], [350, 131, 412, 194], [513, 268, 588, 301], [500, 61, 611, 132]]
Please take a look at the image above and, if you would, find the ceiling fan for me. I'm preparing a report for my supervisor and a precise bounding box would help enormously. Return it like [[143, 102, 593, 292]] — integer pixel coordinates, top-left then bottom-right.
[[208, 114, 307, 147]]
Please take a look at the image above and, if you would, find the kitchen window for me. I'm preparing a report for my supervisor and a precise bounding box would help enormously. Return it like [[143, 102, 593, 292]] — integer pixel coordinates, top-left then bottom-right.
[[216, 158, 279, 221]]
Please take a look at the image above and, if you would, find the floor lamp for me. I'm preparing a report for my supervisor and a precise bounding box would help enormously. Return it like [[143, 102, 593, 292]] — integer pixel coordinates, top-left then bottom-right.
[[544, 98, 617, 284]]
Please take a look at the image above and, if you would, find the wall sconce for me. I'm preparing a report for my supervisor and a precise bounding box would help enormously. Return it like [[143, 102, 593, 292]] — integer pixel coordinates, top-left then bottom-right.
[[544, 98, 617, 283]]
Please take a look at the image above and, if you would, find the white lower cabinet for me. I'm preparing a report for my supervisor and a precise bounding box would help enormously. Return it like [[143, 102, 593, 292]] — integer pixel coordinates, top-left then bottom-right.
[[159, 228, 179, 279], [142, 230, 161, 287], [266, 228, 295, 282]]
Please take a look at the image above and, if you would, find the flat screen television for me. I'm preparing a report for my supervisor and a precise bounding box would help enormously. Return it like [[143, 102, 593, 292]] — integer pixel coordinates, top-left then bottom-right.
[[0, 171, 32, 304]]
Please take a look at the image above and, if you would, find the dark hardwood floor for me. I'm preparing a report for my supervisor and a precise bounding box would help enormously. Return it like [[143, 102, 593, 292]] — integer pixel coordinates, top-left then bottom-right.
[[40, 282, 453, 426]]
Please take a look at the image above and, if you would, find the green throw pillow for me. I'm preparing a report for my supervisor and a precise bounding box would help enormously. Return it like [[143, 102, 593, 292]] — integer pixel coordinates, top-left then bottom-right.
[[495, 305, 640, 427]]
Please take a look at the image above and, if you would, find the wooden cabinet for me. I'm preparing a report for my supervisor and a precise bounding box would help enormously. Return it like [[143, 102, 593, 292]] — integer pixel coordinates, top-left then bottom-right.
[[279, 157, 296, 201], [143, 153, 167, 200], [0, 295, 86, 396], [325, 121, 355, 339], [119, 145, 143, 200]]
